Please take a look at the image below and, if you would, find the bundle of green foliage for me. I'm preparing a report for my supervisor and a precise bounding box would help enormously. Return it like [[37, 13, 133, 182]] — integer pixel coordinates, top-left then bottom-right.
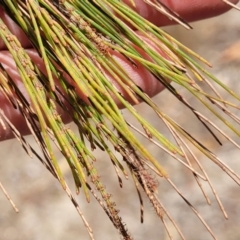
[[0, 1, 239, 239]]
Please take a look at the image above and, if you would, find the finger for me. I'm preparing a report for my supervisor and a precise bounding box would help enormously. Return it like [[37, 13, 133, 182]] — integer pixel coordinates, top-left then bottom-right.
[[0, 0, 237, 140], [0, 42, 164, 139], [1, 1, 238, 50], [123, 0, 239, 26], [0, 50, 72, 140], [0, 7, 31, 50]]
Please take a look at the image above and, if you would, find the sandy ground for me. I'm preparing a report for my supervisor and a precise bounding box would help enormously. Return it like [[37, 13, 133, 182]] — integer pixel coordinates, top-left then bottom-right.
[[1, 5, 240, 240]]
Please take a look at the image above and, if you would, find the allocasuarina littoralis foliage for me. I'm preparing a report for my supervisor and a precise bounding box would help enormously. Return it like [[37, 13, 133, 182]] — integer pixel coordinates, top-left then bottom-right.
[[0, 1, 239, 239]]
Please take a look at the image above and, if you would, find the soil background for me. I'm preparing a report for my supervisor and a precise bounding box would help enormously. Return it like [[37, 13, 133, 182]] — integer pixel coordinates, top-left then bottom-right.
[[1, 4, 240, 240]]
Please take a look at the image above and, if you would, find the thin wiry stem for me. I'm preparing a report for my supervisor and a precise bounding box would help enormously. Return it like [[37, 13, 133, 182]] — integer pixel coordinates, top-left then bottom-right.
[[0, 1, 239, 239], [222, 0, 240, 10], [166, 178, 218, 240], [0, 181, 19, 213]]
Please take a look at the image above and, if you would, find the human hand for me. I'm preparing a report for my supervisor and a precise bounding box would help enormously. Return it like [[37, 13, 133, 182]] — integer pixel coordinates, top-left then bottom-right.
[[0, 0, 238, 140]]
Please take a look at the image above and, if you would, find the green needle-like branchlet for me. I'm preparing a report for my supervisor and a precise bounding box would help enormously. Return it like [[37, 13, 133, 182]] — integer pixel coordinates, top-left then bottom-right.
[[0, 0, 240, 239]]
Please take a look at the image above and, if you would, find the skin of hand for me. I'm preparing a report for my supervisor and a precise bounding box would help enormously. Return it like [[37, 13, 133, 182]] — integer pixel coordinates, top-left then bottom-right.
[[0, 0, 238, 140]]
